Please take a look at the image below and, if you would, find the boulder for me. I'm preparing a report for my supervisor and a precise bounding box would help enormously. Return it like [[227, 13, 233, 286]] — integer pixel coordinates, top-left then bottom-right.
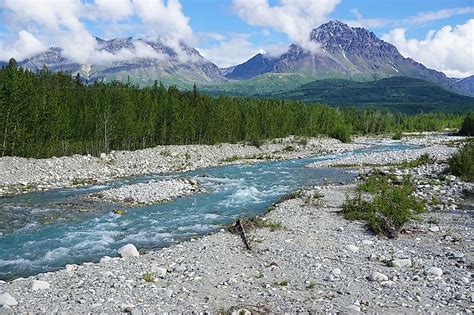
[[0, 293, 18, 307], [118, 244, 140, 258], [368, 271, 389, 282]]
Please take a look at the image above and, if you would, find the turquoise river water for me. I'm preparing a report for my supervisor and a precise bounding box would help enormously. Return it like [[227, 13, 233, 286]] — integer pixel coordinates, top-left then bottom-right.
[[0, 142, 414, 280]]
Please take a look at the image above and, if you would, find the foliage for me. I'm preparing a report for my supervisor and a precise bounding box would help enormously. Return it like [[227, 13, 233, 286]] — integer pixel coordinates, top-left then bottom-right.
[[392, 131, 403, 140], [458, 112, 474, 136], [400, 153, 432, 168], [272, 77, 474, 114], [448, 140, 474, 182], [0, 60, 465, 158], [142, 272, 155, 282], [343, 175, 426, 238]]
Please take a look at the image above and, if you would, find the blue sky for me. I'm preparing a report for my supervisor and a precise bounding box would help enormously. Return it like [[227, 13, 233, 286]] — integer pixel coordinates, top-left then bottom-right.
[[1, 0, 473, 76]]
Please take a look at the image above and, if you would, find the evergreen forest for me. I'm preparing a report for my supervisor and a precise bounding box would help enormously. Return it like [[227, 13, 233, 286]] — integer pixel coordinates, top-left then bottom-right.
[[0, 59, 466, 158]]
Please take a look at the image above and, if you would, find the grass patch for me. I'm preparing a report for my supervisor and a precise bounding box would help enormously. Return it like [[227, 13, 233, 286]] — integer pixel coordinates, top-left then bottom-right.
[[142, 272, 155, 282], [227, 217, 283, 234], [343, 175, 426, 239], [273, 280, 288, 286], [222, 155, 241, 163], [448, 139, 473, 182], [283, 145, 296, 152], [400, 153, 432, 168]]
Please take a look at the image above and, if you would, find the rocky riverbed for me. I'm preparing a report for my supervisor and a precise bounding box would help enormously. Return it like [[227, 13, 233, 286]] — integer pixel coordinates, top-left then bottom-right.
[[0, 136, 369, 196], [0, 134, 472, 313]]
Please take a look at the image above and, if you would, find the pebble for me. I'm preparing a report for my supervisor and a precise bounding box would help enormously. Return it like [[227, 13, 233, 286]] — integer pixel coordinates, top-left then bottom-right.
[[429, 226, 440, 232], [426, 267, 443, 277], [391, 259, 412, 268], [368, 272, 389, 282], [346, 245, 359, 252], [30, 280, 50, 291]]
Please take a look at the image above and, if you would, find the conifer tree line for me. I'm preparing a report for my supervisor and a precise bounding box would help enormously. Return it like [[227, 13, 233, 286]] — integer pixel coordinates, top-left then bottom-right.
[[0, 59, 465, 158]]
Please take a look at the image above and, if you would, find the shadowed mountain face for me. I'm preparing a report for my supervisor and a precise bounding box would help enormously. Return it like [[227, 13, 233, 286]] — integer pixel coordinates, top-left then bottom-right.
[[454, 76, 474, 96], [225, 21, 468, 95], [16, 37, 226, 87]]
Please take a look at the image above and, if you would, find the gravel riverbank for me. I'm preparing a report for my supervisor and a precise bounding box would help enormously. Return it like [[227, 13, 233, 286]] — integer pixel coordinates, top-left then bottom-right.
[[0, 136, 369, 196], [0, 134, 472, 313]]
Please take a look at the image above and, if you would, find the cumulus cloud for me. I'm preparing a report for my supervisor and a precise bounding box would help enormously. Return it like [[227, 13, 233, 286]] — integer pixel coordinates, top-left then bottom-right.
[[0, 0, 195, 64], [382, 19, 474, 78], [90, 41, 167, 65], [0, 31, 47, 61], [232, 0, 340, 53]]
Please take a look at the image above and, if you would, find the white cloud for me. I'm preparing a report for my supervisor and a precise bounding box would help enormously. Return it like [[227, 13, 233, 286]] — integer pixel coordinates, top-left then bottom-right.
[[0, 31, 47, 61], [407, 7, 474, 25], [198, 34, 264, 68], [0, 0, 195, 64], [132, 0, 193, 42], [232, 0, 340, 53], [382, 19, 474, 78], [87, 0, 134, 21], [90, 41, 167, 65]]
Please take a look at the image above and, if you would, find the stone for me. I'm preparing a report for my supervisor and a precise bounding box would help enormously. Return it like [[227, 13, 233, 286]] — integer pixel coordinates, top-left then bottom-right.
[[346, 245, 359, 252], [426, 267, 443, 277], [30, 280, 50, 291], [123, 304, 135, 313], [65, 264, 77, 272], [331, 268, 342, 276], [429, 226, 440, 232], [346, 304, 361, 312], [174, 264, 186, 273], [118, 244, 140, 258], [0, 293, 18, 307], [368, 272, 389, 282], [99, 256, 112, 263], [151, 266, 167, 277], [391, 259, 412, 268], [362, 240, 374, 245]]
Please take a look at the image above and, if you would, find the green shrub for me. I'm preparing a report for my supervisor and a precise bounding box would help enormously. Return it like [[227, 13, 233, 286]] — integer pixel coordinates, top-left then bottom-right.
[[459, 112, 474, 136], [249, 137, 263, 148], [343, 175, 426, 238], [448, 140, 474, 182], [142, 272, 156, 282], [283, 145, 295, 152], [401, 153, 432, 168], [392, 131, 403, 140]]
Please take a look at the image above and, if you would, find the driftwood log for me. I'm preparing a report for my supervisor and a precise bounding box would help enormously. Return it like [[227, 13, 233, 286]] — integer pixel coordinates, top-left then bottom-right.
[[235, 219, 252, 251]]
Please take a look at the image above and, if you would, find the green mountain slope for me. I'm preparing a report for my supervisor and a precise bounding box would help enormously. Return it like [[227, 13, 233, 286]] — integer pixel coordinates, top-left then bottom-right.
[[276, 77, 474, 113]]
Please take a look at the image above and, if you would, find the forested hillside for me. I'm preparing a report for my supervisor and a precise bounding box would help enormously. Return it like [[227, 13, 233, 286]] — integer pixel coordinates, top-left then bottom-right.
[[280, 77, 474, 113], [0, 59, 465, 158]]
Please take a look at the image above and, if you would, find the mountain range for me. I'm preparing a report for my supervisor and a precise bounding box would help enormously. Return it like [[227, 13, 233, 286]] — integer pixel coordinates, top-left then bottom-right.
[[4, 20, 474, 107]]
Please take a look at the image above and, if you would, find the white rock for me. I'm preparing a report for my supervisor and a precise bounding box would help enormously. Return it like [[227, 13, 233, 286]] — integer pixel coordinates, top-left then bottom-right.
[[99, 256, 112, 263], [346, 245, 359, 252], [429, 226, 440, 232], [391, 259, 412, 268], [30, 280, 50, 291], [362, 240, 374, 245], [0, 293, 18, 306], [151, 266, 167, 277], [65, 264, 77, 272], [426, 267, 443, 277], [174, 264, 186, 273], [118, 244, 140, 258], [368, 272, 389, 282], [331, 268, 342, 276], [346, 305, 361, 312]]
